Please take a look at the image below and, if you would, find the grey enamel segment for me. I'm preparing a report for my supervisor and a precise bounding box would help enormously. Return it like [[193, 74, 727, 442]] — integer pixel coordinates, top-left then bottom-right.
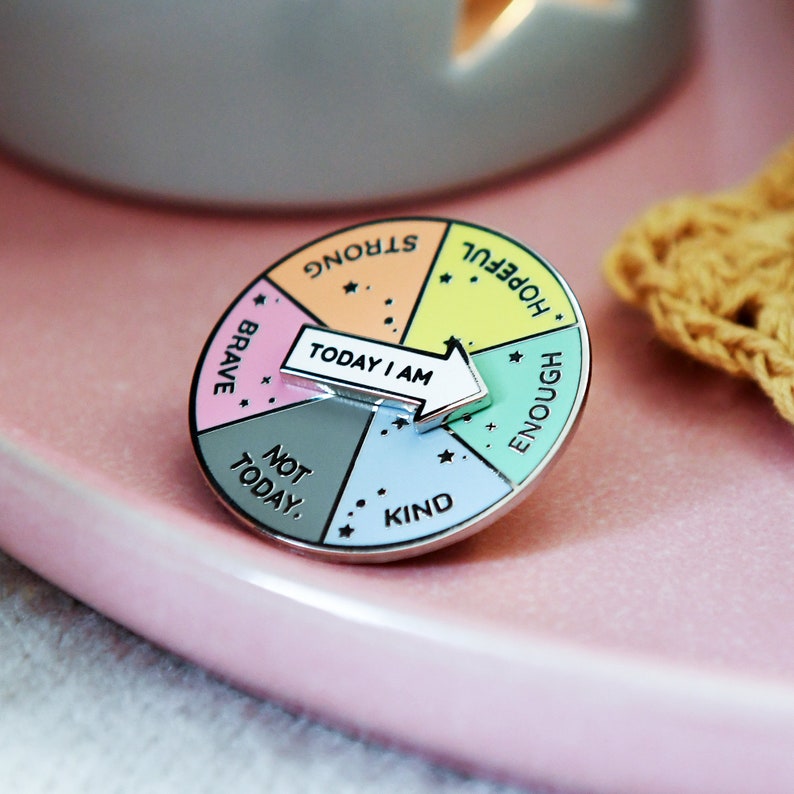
[[196, 397, 373, 543]]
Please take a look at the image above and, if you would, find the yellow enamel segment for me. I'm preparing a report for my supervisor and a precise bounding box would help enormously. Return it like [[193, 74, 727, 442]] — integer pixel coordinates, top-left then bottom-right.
[[403, 223, 575, 354]]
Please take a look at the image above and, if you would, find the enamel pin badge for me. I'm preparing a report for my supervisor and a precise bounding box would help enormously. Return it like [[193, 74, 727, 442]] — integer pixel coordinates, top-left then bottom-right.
[[189, 218, 590, 562]]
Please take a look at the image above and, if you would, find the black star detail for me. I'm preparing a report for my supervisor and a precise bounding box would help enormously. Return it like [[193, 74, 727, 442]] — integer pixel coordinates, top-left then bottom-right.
[[439, 273, 452, 284], [377, 488, 387, 497], [343, 281, 358, 294], [338, 524, 355, 538], [555, 313, 564, 321], [486, 422, 497, 431], [261, 375, 271, 385], [438, 449, 454, 464], [470, 276, 478, 283], [444, 335, 460, 349], [509, 350, 524, 363], [392, 417, 409, 430], [253, 294, 267, 306], [239, 399, 249, 408]]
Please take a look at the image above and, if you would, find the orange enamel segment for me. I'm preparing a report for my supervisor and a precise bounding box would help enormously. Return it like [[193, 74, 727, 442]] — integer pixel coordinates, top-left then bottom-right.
[[266, 219, 449, 341]]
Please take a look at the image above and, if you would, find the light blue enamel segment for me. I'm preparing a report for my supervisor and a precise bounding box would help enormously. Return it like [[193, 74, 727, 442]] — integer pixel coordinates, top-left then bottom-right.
[[326, 404, 512, 548]]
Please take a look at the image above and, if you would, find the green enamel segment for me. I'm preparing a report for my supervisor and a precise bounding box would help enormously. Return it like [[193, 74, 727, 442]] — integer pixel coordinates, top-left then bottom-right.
[[449, 326, 584, 485]]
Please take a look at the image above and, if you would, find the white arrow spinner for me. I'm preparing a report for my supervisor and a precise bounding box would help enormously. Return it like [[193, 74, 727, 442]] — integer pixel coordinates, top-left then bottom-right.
[[281, 325, 490, 431]]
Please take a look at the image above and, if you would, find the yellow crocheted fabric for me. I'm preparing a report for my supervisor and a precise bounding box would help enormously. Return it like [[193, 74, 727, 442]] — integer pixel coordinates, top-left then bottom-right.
[[603, 140, 794, 424]]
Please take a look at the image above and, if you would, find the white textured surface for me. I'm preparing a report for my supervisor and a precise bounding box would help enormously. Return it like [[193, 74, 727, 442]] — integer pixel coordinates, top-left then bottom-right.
[[0, 550, 551, 794]]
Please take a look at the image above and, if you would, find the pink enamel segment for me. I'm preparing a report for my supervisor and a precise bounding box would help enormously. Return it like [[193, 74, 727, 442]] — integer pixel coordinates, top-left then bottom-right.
[[193, 280, 319, 432]]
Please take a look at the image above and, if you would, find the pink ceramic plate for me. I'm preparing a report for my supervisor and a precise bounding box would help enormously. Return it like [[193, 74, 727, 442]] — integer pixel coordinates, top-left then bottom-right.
[[2, 3, 794, 792]]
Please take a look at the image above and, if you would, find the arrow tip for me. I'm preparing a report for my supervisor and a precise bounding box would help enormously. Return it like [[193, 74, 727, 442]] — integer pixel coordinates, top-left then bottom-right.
[[413, 341, 490, 432]]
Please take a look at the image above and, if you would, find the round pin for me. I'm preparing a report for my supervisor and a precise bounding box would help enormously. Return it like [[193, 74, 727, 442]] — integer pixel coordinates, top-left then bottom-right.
[[189, 218, 590, 562]]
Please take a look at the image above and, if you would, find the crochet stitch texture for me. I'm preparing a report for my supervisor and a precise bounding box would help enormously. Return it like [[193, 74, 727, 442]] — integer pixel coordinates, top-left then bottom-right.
[[604, 140, 794, 424]]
